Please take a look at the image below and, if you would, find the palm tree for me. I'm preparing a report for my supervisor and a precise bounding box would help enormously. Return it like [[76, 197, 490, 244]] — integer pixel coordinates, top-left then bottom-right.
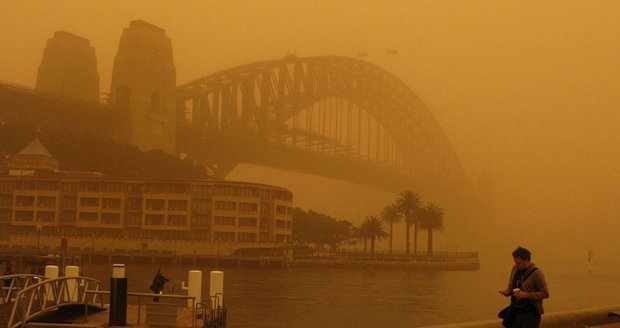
[[380, 203, 400, 254], [420, 203, 445, 256], [358, 216, 388, 254], [395, 190, 422, 256]]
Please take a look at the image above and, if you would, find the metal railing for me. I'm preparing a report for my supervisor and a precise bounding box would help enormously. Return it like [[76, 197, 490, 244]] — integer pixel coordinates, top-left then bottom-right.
[[1, 274, 47, 304], [202, 294, 226, 328], [6, 276, 104, 328]]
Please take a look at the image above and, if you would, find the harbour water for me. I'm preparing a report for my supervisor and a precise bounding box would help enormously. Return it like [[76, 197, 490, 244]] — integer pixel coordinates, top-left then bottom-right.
[[80, 258, 620, 328]]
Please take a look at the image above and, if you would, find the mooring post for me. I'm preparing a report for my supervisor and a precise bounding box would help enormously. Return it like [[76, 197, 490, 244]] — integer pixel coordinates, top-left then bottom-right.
[[187, 270, 202, 308], [109, 263, 127, 326]]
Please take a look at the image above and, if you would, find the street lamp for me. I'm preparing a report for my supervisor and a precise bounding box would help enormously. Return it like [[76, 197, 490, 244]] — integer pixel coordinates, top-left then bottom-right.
[[36, 225, 43, 255]]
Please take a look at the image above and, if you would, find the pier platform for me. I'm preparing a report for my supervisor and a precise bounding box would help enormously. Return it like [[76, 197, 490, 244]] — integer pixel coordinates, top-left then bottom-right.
[[19, 303, 198, 328]]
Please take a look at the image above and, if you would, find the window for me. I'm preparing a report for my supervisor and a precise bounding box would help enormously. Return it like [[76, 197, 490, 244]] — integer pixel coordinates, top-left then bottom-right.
[[38, 181, 58, 190], [61, 182, 79, 192], [259, 232, 270, 242], [126, 197, 142, 210], [260, 218, 271, 229], [276, 205, 287, 215], [60, 210, 76, 224], [259, 189, 272, 201], [214, 201, 236, 211], [16, 196, 35, 207], [168, 200, 187, 211], [145, 214, 165, 225], [192, 199, 210, 213], [146, 199, 165, 210], [168, 215, 187, 226], [15, 210, 34, 221], [125, 212, 141, 226], [238, 202, 257, 213], [80, 197, 99, 207], [80, 182, 100, 192], [276, 220, 287, 228], [238, 233, 257, 242], [237, 187, 257, 197], [0, 195, 12, 207], [191, 215, 210, 227], [0, 209, 11, 222], [102, 198, 121, 209], [260, 204, 271, 215], [127, 184, 143, 194], [37, 196, 56, 208], [105, 183, 123, 192], [192, 186, 211, 197], [78, 212, 98, 222], [214, 216, 235, 226], [37, 211, 55, 222], [213, 186, 234, 196], [145, 183, 167, 194], [16, 181, 36, 190], [61, 196, 76, 209], [213, 232, 235, 241], [0, 181, 13, 192], [101, 213, 120, 224], [238, 217, 257, 227]]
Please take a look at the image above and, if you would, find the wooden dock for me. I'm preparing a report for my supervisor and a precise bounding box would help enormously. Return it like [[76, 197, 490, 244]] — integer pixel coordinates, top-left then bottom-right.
[[61, 303, 198, 328]]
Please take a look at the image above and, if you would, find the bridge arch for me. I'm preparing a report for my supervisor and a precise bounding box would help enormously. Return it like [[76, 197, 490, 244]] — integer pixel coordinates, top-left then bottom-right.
[[176, 55, 469, 198]]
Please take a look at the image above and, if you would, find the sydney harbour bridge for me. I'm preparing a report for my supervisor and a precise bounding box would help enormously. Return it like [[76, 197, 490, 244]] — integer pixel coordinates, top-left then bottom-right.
[[0, 21, 472, 210], [176, 55, 469, 201]]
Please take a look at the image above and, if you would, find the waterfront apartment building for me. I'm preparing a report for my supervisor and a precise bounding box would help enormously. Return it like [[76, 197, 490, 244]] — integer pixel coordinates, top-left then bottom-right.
[[0, 139, 293, 256]]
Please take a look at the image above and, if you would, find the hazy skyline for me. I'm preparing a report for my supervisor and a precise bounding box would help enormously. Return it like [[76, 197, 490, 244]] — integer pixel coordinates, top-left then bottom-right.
[[2, 1, 619, 264]]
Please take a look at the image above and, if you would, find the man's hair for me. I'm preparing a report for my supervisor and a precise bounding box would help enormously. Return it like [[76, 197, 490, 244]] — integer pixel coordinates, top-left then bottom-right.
[[512, 246, 531, 261]]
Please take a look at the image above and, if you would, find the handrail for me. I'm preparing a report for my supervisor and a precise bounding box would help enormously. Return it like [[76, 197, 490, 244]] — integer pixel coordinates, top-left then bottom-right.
[[0, 274, 47, 304], [6, 276, 104, 328]]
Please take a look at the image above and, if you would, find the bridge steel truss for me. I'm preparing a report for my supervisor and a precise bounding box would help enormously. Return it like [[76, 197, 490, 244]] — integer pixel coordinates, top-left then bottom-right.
[[177, 55, 467, 195]]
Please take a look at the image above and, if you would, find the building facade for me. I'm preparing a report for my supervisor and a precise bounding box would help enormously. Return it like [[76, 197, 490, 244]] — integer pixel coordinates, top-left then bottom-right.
[[0, 140, 293, 256]]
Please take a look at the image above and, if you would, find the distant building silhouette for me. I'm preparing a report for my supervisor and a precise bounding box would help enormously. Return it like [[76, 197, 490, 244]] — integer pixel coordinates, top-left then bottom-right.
[[36, 31, 99, 101], [110, 20, 177, 153]]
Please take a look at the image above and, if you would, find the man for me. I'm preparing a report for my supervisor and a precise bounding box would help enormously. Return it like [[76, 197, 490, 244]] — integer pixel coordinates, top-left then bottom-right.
[[498, 247, 549, 328], [150, 268, 169, 302]]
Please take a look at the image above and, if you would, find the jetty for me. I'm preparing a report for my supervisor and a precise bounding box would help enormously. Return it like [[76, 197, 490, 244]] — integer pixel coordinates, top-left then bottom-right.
[[1, 268, 227, 328]]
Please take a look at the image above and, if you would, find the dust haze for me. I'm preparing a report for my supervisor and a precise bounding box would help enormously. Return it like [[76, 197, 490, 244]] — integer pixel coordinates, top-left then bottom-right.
[[2, 1, 619, 268]]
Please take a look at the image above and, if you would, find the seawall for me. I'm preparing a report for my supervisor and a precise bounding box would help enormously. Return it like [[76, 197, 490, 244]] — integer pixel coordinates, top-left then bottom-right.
[[421, 305, 620, 328]]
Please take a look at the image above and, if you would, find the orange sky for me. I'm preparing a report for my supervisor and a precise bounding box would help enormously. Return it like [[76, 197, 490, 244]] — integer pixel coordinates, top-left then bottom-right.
[[2, 1, 619, 262]]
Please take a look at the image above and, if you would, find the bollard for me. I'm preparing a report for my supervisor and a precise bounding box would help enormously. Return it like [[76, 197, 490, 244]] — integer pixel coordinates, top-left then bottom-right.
[[209, 271, 224, 309], [188, 270, 202, 308], [109, 264, 127, 326], [65, 265, 79, 302], [44, 265, 59, 301]]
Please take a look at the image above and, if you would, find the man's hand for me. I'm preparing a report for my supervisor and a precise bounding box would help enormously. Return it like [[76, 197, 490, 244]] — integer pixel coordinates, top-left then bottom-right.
[[513, 290, 529, 299]]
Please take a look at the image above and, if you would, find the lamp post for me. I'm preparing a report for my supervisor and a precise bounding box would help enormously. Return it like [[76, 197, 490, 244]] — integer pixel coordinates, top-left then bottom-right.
[[36, 225, 43, 255]]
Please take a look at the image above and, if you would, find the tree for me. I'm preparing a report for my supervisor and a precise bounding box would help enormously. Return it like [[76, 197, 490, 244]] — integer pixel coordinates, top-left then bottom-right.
[[292, 208, 355, 252], [395, 190, 422, 256], [419, 203, 445, 256], [380, 203, 400, 254], [358, 216, 388, 254]]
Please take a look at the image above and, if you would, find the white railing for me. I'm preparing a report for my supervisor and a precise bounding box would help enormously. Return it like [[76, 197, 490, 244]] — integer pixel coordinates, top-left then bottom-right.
[[6, 276, 104, 328]]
